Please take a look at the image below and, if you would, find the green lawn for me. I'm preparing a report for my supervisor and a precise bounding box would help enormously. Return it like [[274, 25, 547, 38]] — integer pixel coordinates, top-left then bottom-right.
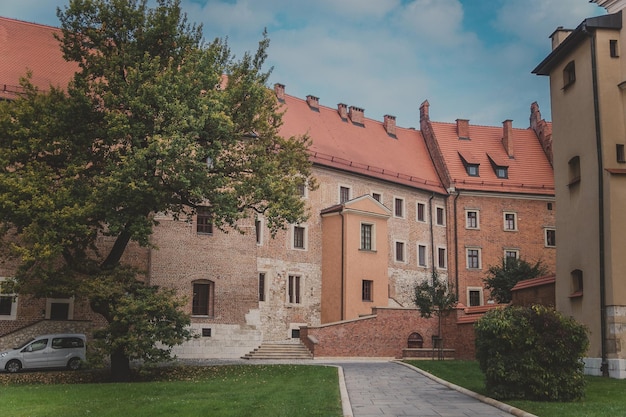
[[0, 365, 343, 417], [406, 360, 626, 417]]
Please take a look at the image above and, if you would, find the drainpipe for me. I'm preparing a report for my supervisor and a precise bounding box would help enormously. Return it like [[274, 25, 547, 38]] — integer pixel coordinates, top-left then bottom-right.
[[428, 194, 435, 283], [453, 190, 460, 299], [586, 26, 609, 377], [339, 211, 345, 321]]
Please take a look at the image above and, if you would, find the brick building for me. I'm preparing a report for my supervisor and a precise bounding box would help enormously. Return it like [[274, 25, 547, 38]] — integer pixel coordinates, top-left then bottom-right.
[[0, 16, 556, 359]]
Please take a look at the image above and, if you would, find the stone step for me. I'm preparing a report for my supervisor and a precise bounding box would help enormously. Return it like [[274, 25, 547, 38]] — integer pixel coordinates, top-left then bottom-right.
[[242, 342, 313, 360]]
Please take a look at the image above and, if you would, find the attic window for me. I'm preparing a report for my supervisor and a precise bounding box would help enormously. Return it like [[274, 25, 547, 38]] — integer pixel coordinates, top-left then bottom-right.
[[466, 164, 479, 177], [458, 151, 480, 177], [495, 167, 508, 179], [563, 60, 576, 89], [487, 153, 509, 179]]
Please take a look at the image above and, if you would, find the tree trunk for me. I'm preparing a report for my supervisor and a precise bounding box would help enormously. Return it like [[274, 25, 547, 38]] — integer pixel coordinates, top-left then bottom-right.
[[110, 348, 131, 382]]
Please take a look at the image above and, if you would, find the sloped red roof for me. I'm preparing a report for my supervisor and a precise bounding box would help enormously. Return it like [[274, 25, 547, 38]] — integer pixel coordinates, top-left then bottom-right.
[[511, 274, 556, 291], [0, 17, 78, 100], [431, 121, 554, 195], [279, 94, 446, 194]]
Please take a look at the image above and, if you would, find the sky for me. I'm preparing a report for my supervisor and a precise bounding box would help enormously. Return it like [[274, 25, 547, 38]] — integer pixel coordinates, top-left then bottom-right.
[[0, 0, 608, 129]]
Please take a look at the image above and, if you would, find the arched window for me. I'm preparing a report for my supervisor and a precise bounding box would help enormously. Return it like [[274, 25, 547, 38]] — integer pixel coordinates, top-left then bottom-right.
[[192, 280, 215, 317]]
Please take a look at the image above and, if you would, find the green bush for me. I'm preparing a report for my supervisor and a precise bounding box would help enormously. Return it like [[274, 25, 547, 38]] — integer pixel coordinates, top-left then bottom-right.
[[475, 305, 588, 401]]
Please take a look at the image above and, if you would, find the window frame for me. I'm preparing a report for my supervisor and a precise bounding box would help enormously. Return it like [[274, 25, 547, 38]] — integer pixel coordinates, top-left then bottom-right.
[[437, 247, 447, 269], [360, 222, 375, 251], [395, 240, 407, 263], [467, 287, 483, 307], [417, 244, 427, 267], [504, 249, 519, 265], [466, 248, 481, 269], [394, 197, 405, 219], [465, 210, 479, 229], [255, 218, 263, 246], [339, 185, 351, 204], [258, 272, 266, 302], [503, 212, 517, 231], [545, 228, 556, 247], [466, 164, 479, 177], [362, 280, 373, 302], [436, 206, 446, 226], [563, 60, 576, 89], [196, 206, 214, 235], [371, 192, 382, 203], [568, 156, 581, 186], [416, 202, 426, 223], [292, 225, 307, 250], [46, 297, 74, 320], [288, 275, 302, 304], [0, 278, 17, 321]]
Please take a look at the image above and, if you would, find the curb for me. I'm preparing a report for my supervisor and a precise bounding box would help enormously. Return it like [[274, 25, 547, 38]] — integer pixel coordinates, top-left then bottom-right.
[[333, 365, 354, 417], [395, 361, 538, 417]]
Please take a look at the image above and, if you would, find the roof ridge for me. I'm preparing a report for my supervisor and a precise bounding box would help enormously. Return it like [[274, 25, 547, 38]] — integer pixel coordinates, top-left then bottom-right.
[[0, 16, 61, 30]]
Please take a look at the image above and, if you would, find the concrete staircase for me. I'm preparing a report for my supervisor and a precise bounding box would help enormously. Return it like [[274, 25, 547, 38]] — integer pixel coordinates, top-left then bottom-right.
[[242, 342, 313, 360]]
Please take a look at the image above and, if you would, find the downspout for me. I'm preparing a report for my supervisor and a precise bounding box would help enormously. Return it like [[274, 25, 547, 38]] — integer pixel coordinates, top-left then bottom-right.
[[428, 194, 435, 283], [453, 190, 460, 298], [339, 211, 345, 321], [586, 26, 609, 377]]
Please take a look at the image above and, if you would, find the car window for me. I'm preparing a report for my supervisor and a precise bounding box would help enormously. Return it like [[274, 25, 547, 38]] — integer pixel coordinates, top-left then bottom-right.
[[27, 339, 48, 352], [15, 338, 34, 349], [52, 337, 84, 349]]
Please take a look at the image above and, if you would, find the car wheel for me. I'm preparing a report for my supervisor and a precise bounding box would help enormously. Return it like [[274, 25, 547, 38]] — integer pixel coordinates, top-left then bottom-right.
[[6, 359, 21, 373], [67, 357, 81, 371]]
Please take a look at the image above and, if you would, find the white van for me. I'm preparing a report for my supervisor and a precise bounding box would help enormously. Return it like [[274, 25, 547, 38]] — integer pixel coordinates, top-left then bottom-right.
[[0, 333, 86, 373]]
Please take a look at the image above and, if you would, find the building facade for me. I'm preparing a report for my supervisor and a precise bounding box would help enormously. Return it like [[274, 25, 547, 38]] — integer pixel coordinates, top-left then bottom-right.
[[534, 1, 626, 377]]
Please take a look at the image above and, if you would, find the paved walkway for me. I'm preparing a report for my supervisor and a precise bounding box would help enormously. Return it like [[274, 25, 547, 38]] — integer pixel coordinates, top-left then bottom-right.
[[337, 361, 525, 417]]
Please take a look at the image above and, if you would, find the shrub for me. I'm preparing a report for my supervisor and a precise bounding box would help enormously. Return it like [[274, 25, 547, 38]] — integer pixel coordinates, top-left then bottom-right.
[[475, 305, 588, 401]]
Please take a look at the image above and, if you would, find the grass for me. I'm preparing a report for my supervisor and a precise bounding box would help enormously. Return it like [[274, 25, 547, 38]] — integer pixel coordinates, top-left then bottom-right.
[[0, 365, 343, 417], [406, 360, 626, 417]]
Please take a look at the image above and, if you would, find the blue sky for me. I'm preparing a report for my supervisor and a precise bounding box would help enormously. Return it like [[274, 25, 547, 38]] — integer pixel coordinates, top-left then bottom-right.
[[1, 0, 607, 128]]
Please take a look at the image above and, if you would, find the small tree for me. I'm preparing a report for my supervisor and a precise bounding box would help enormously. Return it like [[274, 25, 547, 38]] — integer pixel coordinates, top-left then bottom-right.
[[475, 305, 588, 401], [413, 272, 457, 358], [484, 257, 548, 303]]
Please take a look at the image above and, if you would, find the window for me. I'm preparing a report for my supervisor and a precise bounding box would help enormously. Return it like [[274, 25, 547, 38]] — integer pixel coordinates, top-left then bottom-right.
[[297, 180, 307, 198], [568, 156, 581, 186], [258, 273, 266, 302], [418, 245, 427, 267], [288, 275, 301, 304], [372, 192, 382, 203], [394, 197, 405, 218], [545, 228, 556, 247], [0, 279, 17, 320], [293, 226, 306, 249], [361, 223, 373, 251], [610, 39, 619, 57], [192, 281, 215, 316], [504, 212, 517, 231], [495, 166, 508, 179], [505, 250, 519, 265], [46, 298, 73, 320], [467, 248, 481, 269], [362, 280, 373, 301], [339, 186, 351, 203], [547, 202, 553, 211], [255, 218, 263, 245], [196, 206, 213, 234], [563, 60, 576, 89], [436, 207, 445, 226], [466, 164, 479, 176], [395, 241, 406, 262], [416, 202, 426, 222], [468, 288, 482, 307], [438, 247, 447, 269], [466, 210, 479, 229], [570, 269, 583, 298], [617, 144, 625, 163]]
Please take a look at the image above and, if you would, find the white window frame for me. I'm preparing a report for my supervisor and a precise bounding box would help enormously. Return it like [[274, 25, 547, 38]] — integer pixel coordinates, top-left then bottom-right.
[[436, 205, 446, 226], [503, 211, 518, 231], [297, 178, 308, 199], [0, 278, 17, 321], [417, 244, 428, 267], [465, 209, 480, 229], [504, 249, 519, 262], [394, 240, 407, 263], [416, 201, 427, 223], [287, 274, 303, 305], [545, 228, 556, 247], [339, 185, 352, 204], [393, 197, 405, 219], [466, 247, 482, 270], [437, 246, 447, 269], [371, 191, 383, 204], [45, 297, 75, 320], [467, 287, 484, 307], [291, 224, 308, 250], [360, 222, 376, 251]]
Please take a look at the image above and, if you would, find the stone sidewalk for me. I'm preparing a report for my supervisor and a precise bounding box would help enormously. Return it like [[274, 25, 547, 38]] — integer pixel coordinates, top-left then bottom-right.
[[335, 361, 534, 417]]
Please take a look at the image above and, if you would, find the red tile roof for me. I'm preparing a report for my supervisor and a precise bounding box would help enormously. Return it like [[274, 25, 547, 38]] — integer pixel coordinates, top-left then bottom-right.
[[430, 121, 554, 195], [511, 274, 556, 291], [0, 17, 77, 100], [279, 94, 446, 194]]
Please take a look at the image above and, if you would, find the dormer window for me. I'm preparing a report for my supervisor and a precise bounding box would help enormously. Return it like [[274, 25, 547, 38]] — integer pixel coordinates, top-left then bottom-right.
[[466, 164, 479, 177], [495, 166, 508, 178], [487, 153, 509, 179], [458, 151, 480, 177]]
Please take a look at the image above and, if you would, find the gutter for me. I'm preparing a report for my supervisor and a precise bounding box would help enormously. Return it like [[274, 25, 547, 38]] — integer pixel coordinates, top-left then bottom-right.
[[453, 190, 460, 298], [340, 211, 345, 321], [428, 194, 435, 282]]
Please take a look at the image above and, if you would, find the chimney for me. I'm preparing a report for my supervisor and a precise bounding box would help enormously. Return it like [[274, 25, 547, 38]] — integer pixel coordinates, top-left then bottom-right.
[[306, 95, 319, 110], [348, 106, 364, 125], [550, 27, 573, 50], [274, 83, 285, 101], [419, 100, 430, 122], [456, 119, 470, 139], [383, 115, 396, 136], [502, 119, 514, 158], [337, 103, 348, 120], [530, 102, 553, 165]]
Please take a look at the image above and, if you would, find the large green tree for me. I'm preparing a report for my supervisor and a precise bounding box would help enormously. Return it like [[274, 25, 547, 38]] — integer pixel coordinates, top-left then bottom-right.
[[483, 258, 548, 304], [0, 0, 313, 381]]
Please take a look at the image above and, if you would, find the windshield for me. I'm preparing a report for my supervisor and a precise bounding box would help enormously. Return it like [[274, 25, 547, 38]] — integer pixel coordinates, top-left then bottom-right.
[[14, 338, 34, 350]]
